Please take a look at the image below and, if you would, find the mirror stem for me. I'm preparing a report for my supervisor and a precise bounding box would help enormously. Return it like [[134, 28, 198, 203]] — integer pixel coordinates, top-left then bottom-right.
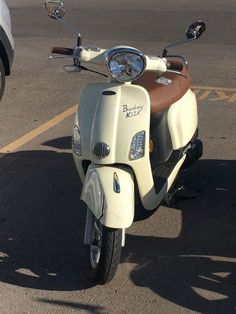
[[77, 35, 82, 47], [165, 37, 196, 50], [162, 37, 196, 57], [54, 15, 82, 41]]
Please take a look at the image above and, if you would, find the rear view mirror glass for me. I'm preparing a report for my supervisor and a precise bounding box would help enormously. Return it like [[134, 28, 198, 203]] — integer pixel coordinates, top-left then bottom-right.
[[44, 0, 65, 19], [186, 21, 206, 40]]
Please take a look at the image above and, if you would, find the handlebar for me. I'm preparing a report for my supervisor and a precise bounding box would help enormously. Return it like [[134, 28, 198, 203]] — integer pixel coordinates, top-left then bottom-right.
[[50, 46, 182, 74], [51, 47, 74, 55]]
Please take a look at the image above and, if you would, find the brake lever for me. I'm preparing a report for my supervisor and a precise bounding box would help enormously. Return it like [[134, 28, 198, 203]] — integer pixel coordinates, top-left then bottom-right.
[[164, 54, 188, 66], [166, 69, 187, 79]]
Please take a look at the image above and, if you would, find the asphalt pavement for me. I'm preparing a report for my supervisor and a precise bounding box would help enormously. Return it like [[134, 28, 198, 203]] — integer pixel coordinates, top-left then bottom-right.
[[0, 1, 235, 313]]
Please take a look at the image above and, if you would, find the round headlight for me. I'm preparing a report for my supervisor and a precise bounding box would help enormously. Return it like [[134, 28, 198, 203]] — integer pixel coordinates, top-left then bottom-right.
[[106, 47, 146, 82]]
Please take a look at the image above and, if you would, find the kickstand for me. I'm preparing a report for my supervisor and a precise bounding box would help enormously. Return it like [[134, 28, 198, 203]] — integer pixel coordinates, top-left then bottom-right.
[[164, 179, 197, 207]]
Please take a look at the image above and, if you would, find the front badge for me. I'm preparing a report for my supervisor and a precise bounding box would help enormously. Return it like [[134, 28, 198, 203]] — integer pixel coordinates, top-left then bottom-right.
[[122, 104, 144, 118]]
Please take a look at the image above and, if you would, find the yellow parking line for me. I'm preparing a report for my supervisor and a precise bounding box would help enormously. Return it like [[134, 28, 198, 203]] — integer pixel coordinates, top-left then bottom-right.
[[198, 90, 212, 100], [192, 85, 236, 102], [0, 105, 76, 154], [192, 85, 236, 92]]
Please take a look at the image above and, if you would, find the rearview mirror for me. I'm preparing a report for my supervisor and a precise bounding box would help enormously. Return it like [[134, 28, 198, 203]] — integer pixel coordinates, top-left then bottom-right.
[[44, 0, 65, 19], [186, 21, 206, 40]]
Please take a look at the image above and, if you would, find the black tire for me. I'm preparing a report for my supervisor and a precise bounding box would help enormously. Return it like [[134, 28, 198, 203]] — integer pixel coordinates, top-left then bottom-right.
[[89, 218, 122, 285], [0, 58, 5, 101]]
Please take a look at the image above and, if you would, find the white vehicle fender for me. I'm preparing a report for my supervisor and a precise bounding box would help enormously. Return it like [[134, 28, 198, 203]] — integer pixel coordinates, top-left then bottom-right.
[[81, 164, 134, 229], [0, 0, 14, 49]]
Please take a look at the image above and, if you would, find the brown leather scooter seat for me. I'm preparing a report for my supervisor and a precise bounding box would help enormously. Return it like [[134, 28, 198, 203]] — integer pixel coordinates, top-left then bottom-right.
[[134, 62, 191, 114]]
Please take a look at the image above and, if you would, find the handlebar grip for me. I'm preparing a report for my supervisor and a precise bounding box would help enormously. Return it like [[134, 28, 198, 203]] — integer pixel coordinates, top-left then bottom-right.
[[51, 47, 74, 55], [166, 61, 184, 72]]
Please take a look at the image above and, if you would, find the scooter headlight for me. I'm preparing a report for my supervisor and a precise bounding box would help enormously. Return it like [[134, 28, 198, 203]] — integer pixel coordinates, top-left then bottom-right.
[[129, 131, 145, 160], [106, 47, 146, 82]]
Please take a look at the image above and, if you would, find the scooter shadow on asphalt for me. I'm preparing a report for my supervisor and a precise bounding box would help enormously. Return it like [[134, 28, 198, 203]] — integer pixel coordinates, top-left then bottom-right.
[[0, 137, 236, 313], [0, 136, 94, 291], [122, 159, 236, 313]]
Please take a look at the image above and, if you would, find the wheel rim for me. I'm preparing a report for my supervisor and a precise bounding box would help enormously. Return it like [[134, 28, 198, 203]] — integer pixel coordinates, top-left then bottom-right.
[[90, 219, 103, 269]]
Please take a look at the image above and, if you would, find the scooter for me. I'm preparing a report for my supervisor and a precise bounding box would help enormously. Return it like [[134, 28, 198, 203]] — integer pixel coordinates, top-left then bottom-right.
[[44, 1, 206, 284]]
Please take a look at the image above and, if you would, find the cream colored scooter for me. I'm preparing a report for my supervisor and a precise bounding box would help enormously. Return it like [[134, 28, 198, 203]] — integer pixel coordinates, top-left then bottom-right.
[[44, 1, 206, 284]]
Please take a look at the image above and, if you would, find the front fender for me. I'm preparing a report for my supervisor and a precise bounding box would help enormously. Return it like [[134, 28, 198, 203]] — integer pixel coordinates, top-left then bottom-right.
[[81, 164, 134, 228]]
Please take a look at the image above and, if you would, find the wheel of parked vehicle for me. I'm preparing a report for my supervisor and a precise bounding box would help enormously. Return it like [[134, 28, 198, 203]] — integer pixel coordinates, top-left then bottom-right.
[[89, 214, 122, 285], [0, 57, 6, 101]]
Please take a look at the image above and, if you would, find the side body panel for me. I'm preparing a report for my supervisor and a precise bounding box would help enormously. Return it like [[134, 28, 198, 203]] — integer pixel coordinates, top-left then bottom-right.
[[168, 89, 198, 149]]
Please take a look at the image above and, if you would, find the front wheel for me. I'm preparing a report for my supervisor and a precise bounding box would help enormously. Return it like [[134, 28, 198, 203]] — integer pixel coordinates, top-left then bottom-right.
[[89, 215, 122, 285]]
